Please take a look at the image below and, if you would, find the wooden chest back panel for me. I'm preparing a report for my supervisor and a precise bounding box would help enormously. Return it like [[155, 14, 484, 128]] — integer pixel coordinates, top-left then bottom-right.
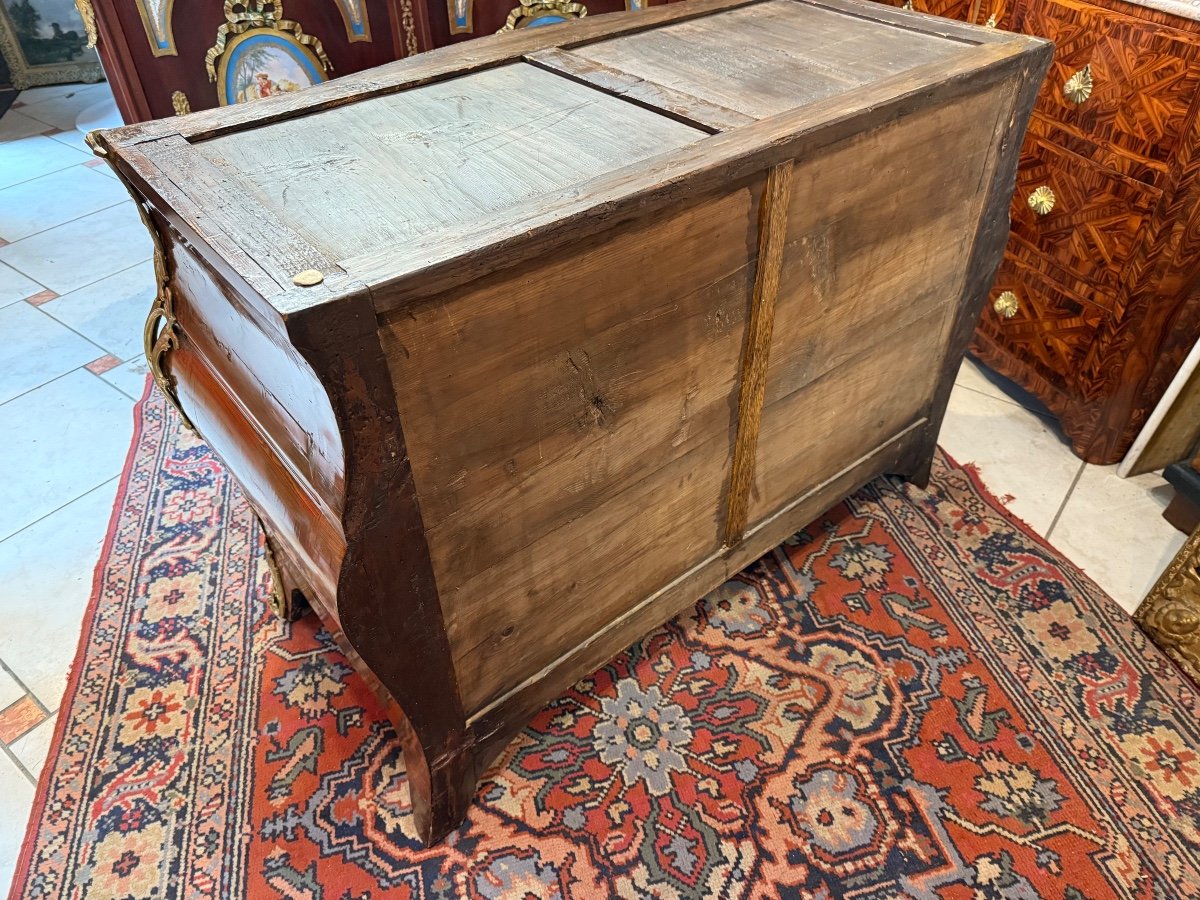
[[745, 84, 1007, 522], [765, 89, 1007, 409], [572, 0, 966, 120], [379, 189, 757, 714], [750, 311, 947, 521], [194, 63, 704, 266]]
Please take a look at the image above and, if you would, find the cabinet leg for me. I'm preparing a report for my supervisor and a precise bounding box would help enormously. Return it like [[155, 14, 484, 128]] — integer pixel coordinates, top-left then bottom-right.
[[395, 715, 477, 845]]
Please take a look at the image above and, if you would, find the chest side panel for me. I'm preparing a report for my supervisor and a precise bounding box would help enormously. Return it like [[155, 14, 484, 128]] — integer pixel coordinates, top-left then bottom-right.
[[379, 187, 760, 715], [749, 80, 1015, 522], [571, 0, 967, 120]]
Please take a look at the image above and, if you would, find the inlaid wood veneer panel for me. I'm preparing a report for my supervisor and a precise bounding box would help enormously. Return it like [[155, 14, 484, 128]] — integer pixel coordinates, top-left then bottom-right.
[[193, 63, 704, 266], [571, 0, 966, 121], [379, 188, 760, 714]]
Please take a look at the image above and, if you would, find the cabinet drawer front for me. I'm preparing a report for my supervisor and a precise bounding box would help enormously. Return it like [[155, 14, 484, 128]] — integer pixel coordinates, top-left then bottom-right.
[[978, 253, 1108, 393], [1015, 0, 1200, 184], [1009, 132, 1159, 299]]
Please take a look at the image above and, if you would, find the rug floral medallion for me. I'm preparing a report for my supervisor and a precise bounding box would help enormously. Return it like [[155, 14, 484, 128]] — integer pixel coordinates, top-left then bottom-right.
[[11, 388, 1200, 898]]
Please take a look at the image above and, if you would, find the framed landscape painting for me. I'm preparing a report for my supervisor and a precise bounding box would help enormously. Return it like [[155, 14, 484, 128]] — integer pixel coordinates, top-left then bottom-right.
[[0, 0, 103, 88]]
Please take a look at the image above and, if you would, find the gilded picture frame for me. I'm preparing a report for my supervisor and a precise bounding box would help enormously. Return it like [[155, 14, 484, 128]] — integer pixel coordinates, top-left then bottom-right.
[[498, 0, 586, 30], [0, 0, 103, 89], [214, 29, 327, 105], [206, 0, 331, 106]]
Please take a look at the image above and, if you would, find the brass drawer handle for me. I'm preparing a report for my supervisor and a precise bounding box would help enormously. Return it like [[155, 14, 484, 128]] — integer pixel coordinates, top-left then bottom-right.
[[994, 291, 1020, 318], [1027, 185, 1055, 216], [1064, 64, 1093, 105]]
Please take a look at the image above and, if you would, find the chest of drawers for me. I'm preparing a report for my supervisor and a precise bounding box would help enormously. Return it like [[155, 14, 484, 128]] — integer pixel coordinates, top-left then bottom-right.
[[95, 0, 1046, 842], [899, 0, 1200, 463]]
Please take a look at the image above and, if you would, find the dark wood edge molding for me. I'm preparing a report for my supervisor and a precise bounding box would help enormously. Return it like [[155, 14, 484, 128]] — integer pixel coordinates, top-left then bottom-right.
[[286, 293, 474, 845], [724, 160, 795, 545], [916, 38, 1053, 482]]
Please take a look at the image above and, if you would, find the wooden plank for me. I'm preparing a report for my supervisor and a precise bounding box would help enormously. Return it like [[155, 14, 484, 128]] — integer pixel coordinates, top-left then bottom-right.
[[750, 311, 948, 522], [97, 0, 770, 146], [343, 39, 1039, 316], [132, 135, 336, 296], [571, 0, 966, 120], [376, 191, 759, 714], [724, 161, 793, 546], [523, 48, 756, 133], [448, 422, 735, 714], [195, 63, 703, 279]]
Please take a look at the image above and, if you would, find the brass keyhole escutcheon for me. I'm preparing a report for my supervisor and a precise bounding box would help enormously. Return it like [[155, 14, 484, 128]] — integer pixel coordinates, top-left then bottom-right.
[[1063, 64, 1093, 105], [1028, 185, 1055, 216], [994, 291, 1020, 318]]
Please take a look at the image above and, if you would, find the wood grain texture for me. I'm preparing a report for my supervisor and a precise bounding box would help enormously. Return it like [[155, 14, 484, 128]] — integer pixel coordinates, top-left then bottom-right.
[[348, 40, 1038, 315], [196, 63, 704, 275], [867, 0, 1200, 465], [1014, 0, 1200, 184], [765, 86, 1013, 408], [1007, 130, 1160, 298], [379, 189, 759, 714], [573, 0, 966, 120], [956, 0, 1200, 464], [724, 161, 793, 546], [523, 47, 756, 133]]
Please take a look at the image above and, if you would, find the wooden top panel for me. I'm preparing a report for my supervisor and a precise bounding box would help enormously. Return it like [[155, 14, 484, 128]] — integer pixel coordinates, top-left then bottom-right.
[[97, 0, 1043, 316], [572, 0, 969, 119], [193, 63, 704, 265]]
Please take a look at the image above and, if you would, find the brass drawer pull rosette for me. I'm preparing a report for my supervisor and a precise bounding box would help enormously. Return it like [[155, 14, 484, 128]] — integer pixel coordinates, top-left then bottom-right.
[[994, 290, 1020, 318], [1063, 64, 1093, 105], [1027, 185, 1055, 215]]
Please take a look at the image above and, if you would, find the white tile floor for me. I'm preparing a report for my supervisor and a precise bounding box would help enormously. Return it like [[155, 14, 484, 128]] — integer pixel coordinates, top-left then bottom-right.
[[0, 80, 1187, 892]]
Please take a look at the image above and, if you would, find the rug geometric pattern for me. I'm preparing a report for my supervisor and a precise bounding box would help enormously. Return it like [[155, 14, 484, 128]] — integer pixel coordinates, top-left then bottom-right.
[[10, 387, 1200, 898]]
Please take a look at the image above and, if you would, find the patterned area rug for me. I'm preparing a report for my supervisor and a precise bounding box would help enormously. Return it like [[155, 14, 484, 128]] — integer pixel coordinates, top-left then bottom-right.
[[11, 386, 1200, 899]]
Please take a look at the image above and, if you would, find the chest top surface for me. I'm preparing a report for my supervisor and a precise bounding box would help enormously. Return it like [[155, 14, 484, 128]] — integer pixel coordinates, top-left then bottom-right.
[[97, 0, 1043, 318]]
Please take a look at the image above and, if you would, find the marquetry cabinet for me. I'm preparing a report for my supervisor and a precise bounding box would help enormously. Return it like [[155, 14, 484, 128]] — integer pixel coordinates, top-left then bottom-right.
[[887, 0, 1200, 464]]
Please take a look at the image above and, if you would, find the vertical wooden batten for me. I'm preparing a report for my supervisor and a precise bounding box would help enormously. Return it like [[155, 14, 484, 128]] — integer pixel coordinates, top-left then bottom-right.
[[724, 160, 795, 547]]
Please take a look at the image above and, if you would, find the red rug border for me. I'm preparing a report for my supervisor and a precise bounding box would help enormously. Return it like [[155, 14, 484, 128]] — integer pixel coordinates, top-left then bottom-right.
[[9, 375, 155, 900], [7, 392, 1126, 896]]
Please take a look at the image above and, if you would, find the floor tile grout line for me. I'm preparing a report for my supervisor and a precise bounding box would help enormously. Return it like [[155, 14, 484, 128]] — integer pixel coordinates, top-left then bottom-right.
[[0, 197, 131, 247], [0, 474, 120, 549], [0, 659, 49, 718], [0, 350, 134, 411], [1045, 461, 1087, 541], [0, 738, 37, 787], [1, 254, 152, 317], [23, 301, 110, 359], [0, 155, 94, 193], [953, 381, 1056, 422]]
